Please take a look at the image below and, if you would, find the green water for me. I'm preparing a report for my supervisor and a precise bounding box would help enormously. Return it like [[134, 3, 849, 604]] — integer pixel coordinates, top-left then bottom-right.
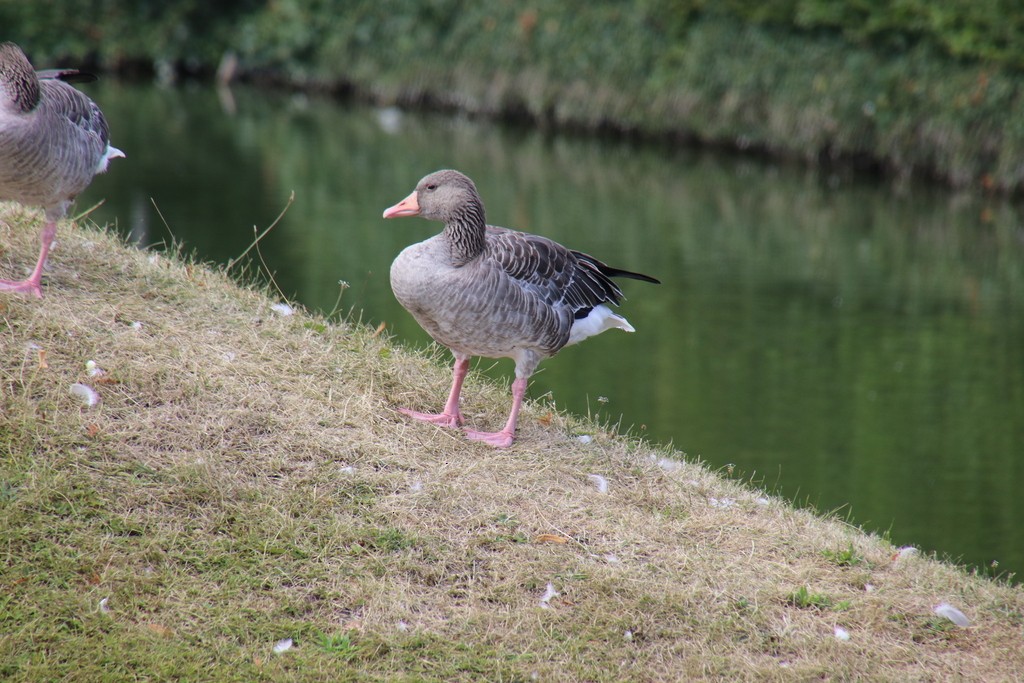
[[83, 82, 1024, 581]]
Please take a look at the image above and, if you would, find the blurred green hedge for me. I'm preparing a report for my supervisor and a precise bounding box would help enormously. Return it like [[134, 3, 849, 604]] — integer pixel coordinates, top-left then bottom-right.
[[7, 1, 1021, 71], [4, 1, 1023, 190]]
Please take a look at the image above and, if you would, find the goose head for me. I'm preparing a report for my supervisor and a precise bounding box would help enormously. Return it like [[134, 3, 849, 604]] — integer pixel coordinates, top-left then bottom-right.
[[382, 169, 484, 225]]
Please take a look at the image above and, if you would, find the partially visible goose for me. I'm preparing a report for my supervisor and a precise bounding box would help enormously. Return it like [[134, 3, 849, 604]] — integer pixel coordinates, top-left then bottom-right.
[[0, 42, 124, 298], [383, 169, 659, 447]]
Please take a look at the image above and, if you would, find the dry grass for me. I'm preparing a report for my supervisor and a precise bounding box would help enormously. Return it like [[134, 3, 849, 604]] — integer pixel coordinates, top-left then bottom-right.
[[1, 204, 1023, 681]]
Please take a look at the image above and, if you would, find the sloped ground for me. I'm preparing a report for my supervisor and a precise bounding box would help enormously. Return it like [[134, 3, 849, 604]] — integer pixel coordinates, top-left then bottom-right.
[[1, 206, 1022, 681]]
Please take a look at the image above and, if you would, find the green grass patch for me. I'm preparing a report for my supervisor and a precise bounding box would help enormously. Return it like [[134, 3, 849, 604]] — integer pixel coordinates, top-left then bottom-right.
[[822, 543, 868, 568], [787, 586, 852, 612]]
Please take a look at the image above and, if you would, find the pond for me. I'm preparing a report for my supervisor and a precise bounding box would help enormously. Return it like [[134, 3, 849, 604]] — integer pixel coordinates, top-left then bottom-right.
[[81, 81, 1024, 581]]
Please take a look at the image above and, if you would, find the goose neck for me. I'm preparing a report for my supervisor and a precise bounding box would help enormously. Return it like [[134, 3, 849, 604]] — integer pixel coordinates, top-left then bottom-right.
[[443, 202, 486, 265], [0, 52, 39, 114]]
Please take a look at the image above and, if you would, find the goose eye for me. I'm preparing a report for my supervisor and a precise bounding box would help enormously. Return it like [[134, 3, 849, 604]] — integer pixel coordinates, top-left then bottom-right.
[[425, 183, 437, 191]]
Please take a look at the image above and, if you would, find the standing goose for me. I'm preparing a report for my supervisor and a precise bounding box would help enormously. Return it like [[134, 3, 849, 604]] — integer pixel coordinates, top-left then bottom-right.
[[383, 169, 659, 447], [0, 42, 124, 298]]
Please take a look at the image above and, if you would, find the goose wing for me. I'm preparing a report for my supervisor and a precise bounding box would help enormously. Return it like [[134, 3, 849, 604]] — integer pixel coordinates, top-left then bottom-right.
[[484, 226, 628, 320], [39, 77, 112, 151]]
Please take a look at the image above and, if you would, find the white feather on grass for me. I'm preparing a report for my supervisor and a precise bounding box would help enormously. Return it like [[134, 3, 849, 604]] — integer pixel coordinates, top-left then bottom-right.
[[934, 603, 970, 627], [70, 383, 99, 407], [894, 546, 918, 561], [539, 582, 559, 609], [655, 457, 682, 472], [271, 302, 294, 316]]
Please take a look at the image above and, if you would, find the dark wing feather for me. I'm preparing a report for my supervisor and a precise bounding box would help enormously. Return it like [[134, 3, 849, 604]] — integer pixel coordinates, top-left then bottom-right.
[[37, 68, 98, 84], [596, 264, 661, 284], [484, 226, 654, 320]]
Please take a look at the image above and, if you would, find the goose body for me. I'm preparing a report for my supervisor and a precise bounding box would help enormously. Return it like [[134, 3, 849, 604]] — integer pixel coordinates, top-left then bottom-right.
[[0, 42, 123, 297], [383, 169, 659, 447]]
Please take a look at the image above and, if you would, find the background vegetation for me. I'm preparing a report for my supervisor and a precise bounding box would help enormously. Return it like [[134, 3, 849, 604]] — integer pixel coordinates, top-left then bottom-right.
[[3, 1, 1024, 190]]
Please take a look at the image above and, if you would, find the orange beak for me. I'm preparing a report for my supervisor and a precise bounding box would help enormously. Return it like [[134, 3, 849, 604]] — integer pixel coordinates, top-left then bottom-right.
[[382, 190, 420, 218]]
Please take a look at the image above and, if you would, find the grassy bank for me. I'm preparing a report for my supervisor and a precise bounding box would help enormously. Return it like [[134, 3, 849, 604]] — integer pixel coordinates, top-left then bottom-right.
[[2, 208, 1024, 680]]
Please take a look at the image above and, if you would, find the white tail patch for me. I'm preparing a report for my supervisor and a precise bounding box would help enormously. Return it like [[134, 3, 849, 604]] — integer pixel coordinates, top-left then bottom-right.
[[567, 304, 634, 346], [97, 145, 125, 173]]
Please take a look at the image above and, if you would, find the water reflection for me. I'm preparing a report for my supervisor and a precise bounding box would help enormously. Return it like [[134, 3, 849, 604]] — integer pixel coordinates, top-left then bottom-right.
[[83, 81, 1024, 580]]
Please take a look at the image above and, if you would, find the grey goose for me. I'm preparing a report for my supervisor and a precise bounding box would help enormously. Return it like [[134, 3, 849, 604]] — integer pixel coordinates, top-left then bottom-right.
[[383, 169, 658, 447], [0, 42, 123, 297]]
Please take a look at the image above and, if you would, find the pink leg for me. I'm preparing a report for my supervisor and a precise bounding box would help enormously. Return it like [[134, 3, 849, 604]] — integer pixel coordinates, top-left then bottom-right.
[[464, 377, 527, 448], [0, 221, 56, 299], [399, 357, 469, 428]]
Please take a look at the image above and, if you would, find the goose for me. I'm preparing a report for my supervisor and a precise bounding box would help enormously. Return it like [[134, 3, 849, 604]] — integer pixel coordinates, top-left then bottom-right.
[[0, 42, 124, 298], [383, 169, 659, 447]]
